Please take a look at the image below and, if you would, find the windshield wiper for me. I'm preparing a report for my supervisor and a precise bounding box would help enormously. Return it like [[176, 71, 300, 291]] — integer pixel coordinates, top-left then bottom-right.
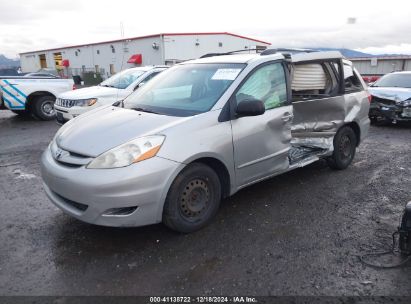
[[112, 100, 124, 108], [100, 84, 115, 88], [132, 107, 159, 114]]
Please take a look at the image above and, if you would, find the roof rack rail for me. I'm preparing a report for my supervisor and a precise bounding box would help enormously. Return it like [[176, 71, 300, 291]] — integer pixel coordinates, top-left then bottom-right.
[[260, 48, 317, 56], [200, 48, 261, 58]]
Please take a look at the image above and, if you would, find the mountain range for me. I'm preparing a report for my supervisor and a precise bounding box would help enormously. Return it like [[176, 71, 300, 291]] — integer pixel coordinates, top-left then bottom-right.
[[310, 48, 373, 58], [0, 55, 20, 68]]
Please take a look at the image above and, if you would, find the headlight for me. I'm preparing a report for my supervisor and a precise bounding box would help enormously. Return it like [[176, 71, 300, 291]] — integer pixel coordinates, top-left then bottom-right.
[[75, 98, 98, 107], [87, 135, 165, 169], [401, 99, 411, 107]]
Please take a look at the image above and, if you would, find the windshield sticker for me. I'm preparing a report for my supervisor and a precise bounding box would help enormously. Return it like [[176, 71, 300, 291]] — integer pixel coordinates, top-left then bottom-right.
[[211, 69, 242, 80]]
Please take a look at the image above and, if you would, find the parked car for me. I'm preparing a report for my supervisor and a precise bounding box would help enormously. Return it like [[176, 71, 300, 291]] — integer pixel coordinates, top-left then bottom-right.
[[41, 50, 370, 233], [24, 72, 59, 78], [362, 75, 380, 84], [0, 68, 19, 77], [54, 66, 168, 123], [0, 75, 74, 120], [368, 71, 411, 124]]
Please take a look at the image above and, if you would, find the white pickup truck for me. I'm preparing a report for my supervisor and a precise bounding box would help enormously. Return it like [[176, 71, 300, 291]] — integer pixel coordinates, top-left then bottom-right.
[[0, 76, 74, 120]]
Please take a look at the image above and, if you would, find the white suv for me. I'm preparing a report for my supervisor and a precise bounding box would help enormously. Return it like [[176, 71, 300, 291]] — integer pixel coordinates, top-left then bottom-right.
[[54, 66, 167, 123]]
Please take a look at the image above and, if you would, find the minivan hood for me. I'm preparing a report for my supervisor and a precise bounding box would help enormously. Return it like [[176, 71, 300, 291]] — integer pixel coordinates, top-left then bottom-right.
[[369, 86, 411, 102], [58, 86, 123, 99], [56, 106, 189, 157]]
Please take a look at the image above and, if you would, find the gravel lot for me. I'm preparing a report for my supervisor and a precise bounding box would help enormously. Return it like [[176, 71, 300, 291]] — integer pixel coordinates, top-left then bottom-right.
[[0, 110, 410, 296]]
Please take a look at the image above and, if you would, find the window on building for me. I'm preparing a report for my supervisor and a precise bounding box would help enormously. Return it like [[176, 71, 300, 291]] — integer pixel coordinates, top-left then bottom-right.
[[96, 50, 100, 55], [110, 45, 115, 53], [39, 54, 47, 68], [110, 64, 115, 75], [218, 42, 223, 47], [75, 51, 78, 56]]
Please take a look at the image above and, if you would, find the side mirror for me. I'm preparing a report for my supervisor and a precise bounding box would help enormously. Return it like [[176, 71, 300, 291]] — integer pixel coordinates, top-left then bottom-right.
[[134, 82, 145, 91], [236, 98, 265, 117]]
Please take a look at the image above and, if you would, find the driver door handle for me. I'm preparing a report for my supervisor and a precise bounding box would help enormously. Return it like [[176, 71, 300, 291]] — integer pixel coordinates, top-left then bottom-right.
[[281, 113, 294, 122]]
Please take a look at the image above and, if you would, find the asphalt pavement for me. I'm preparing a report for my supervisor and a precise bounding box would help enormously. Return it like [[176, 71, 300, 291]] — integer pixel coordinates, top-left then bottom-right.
[[0, 110, 410, 296]]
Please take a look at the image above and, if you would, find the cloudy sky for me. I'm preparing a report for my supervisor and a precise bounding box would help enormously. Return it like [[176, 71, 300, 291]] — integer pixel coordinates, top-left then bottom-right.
[[1, 0, 411, 58]]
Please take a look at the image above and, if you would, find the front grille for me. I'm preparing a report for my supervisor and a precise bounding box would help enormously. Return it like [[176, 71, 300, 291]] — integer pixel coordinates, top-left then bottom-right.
[[53, 191, 88, 212], [69, 151, 91, 158], [52, 143, 92, 167], [55, 160, 83, 168], [371, 96, 396, 106], [55, 98, 77, 108]]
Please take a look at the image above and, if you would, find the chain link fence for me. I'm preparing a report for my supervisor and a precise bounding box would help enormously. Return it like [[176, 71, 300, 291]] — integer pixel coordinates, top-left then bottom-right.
[[57, 67, 106, 86]]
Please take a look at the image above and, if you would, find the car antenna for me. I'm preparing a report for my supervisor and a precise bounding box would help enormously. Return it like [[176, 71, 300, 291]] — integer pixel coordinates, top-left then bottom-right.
[[116, 22, 126, 107]]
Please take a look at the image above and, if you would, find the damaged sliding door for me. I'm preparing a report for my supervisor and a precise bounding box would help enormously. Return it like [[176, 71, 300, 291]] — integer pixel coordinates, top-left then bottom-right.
[[291, 59, 346, 138]]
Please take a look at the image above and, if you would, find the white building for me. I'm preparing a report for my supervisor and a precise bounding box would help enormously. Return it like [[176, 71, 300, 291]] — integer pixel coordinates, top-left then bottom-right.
[[350, 55, 411, 76], [20, 32, 271, 78]]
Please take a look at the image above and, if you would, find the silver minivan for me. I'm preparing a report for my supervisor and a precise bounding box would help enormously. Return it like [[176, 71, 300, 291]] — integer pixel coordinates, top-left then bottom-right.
[[41, 50, 370, 232]]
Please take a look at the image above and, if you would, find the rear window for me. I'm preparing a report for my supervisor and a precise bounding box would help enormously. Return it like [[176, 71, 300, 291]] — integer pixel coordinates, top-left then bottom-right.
[[291, 62, 339, 101], [343, 64, 363, 93]]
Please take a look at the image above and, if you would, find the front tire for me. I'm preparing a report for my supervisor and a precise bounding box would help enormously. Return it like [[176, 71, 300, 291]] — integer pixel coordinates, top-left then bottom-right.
[[32, 95, 56, 120], [163, 163, 221, 233], [327, 126, 357, 170]]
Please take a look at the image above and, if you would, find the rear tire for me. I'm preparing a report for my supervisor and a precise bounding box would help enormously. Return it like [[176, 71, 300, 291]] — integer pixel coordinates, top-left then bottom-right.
[[163, 163, 221, 233], [31, 95, 56, 121], [327, 126, 357, 170]]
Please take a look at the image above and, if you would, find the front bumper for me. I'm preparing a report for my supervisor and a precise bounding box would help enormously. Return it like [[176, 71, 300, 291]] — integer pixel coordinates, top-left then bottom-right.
[[41, 148, 184, 227], [369, 103, 411, 122], [54, 104, 100, 122]]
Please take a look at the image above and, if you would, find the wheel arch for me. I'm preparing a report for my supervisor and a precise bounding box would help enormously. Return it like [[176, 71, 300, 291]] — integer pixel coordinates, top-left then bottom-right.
[[188, 157, 232, 199], [344, 121, 361, 146], [156, 154, 233, 223], [26, 91, 56, 111]]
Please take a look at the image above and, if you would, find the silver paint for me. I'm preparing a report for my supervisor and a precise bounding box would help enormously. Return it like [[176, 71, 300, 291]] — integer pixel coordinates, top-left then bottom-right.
[[41, 51, 370, 228]]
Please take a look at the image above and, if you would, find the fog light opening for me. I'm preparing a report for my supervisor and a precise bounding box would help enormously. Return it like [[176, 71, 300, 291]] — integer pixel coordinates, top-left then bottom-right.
[[102, 206, 138, 216]]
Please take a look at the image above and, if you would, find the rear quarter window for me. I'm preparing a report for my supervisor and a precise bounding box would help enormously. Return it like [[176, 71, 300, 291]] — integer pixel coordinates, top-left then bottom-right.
[[343, 64, 364, 93], [291, 62, 339, 101]]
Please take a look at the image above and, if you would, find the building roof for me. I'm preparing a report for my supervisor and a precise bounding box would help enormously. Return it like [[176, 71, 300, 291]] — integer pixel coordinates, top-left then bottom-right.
[[350, 55, 411, 61], [19, 32, 272, 55]]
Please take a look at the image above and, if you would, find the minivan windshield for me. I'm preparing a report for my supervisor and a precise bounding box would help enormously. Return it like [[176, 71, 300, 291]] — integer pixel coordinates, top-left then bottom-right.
[[372, 73, 411, 88], [124, 63, 245, 116], [100, 69, 146, 89]]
